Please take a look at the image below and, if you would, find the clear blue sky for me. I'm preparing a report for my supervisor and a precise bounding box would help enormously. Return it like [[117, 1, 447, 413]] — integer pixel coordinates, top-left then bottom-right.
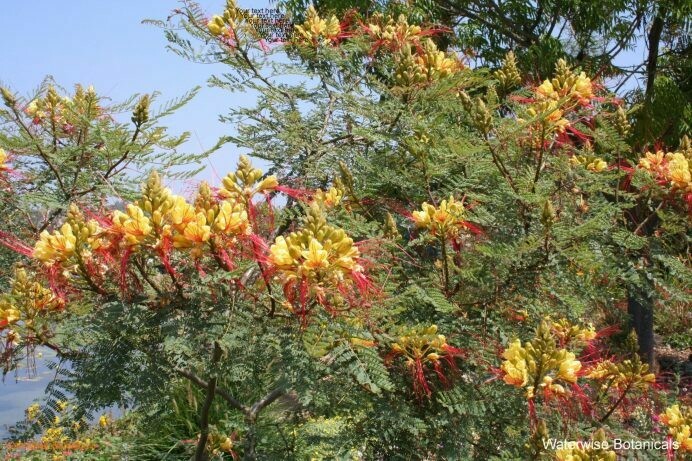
[[0, 0, 275, 188]]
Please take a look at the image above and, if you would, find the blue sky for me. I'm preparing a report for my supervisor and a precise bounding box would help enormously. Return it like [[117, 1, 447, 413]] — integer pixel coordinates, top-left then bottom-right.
[[0, 0, 276, 188]]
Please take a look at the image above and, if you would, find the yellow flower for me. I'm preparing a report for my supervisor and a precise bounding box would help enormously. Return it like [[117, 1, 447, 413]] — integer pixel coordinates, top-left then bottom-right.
[[269, 236, 295, 270], [0, 148, 8, 171], [501, 340, 529, 387], [172, 213, 211, 254], [666, 152, 690, 189], [257, 175, 278, 192], [207, 15, 226, 36], [313, 187, 343, 208], [536, 79, 558, 100], [214, 200, 250, 235], [112, 204, 152, 247], [26, 403, 41, 420], [220, 155, 277, 204], [0, 302, 21, 328], [587, 356, 655, 391], [543, 101, 568, 131], [411, 202, 434, 229], [367, 14, 422, 49], [525, 99, 569, 134], [26, 99, 46, 120], [219, 436, 234, 453], [42, 426, 66, 444], [167, 195, 197, 232], [412, 196, 466, 239], [638, 150, 666, 172], [556, 351, 581, 383], [34, 223, 77, 264], [661, 404, 685, 427], [99, 414, 111, 428], [501, 321, 587, 398], [573, 72, 593, 102], [587, 158, 607, 172], [660, 404, 692, 452], [269, 206, 362, 287], [56, 400, 68, 412], [301, 238, 330, 271], [295, 5, 340, 43]]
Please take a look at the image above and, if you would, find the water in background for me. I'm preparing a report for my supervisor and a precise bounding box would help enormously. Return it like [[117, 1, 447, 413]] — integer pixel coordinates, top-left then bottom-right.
[[0, 349, 57, 439]]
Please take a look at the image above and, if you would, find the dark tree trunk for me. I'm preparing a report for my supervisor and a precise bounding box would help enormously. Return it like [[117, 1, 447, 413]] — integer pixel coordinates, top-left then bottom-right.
[[644, 8, 666, 104], [627, 287, 655, 368]]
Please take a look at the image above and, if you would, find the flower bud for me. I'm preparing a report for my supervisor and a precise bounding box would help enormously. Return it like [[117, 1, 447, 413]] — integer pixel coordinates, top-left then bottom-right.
[[1, 87, 16, 107], [132, 94, 150, 126]]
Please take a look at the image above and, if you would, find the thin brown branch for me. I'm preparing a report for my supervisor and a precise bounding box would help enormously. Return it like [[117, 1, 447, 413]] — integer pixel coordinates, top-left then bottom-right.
[[194, 342, 222, 461]]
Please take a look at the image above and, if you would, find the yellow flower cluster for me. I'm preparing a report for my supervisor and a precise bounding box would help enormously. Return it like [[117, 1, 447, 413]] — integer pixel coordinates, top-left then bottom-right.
[[34, 205, 103, 265], [549, 318, 597, 345], [207, 0, 259, 42], [501, 321, 583, 398], [520, 60, 595, 142], [395, 39, 461, 86], [586, 355, 656, 391], [11, 267, 61, 313], [391, 324, 451, 367], [660, 404, 692, 452], [26, 85, 100, 129], [219, 154, 278, 206], [26, 403, 41, 420], [41, 426, 67, 444], [412, 195, 466, 239], [98, 413, 111, 428], [535, 59, 593, 106], [0, 268, 61, 353], [570, 154, 608, 172], [33, 158, 264, 271], [115, 167, 254, 256], [294, 5, 340, 43], [638, 150, 691, 192], [0, 298, 20, 330], [494, 51, 522, 92], [208, 432, 236, 457], [269, 204, 361, 286], [524, 100, 569, 134], [313, 186, 343, 209], [366, 13, 422, 49], [112, 204, 152, 248]]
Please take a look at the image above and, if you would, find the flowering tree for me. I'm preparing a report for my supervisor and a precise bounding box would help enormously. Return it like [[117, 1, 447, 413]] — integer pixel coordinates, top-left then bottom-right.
[[0, 1, 690, 460], [0, 81, 200, 289]]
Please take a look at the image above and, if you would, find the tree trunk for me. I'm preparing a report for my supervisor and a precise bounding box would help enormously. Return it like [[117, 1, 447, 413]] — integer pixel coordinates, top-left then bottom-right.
[[644, 8, 666, 104], [243, 417, 257, 461], [627, 287, 655, 368]]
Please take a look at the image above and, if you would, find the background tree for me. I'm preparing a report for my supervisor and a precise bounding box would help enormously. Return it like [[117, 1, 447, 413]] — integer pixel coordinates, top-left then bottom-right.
[[0, 79, 202, 288], [279, 0, 691, 366]]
